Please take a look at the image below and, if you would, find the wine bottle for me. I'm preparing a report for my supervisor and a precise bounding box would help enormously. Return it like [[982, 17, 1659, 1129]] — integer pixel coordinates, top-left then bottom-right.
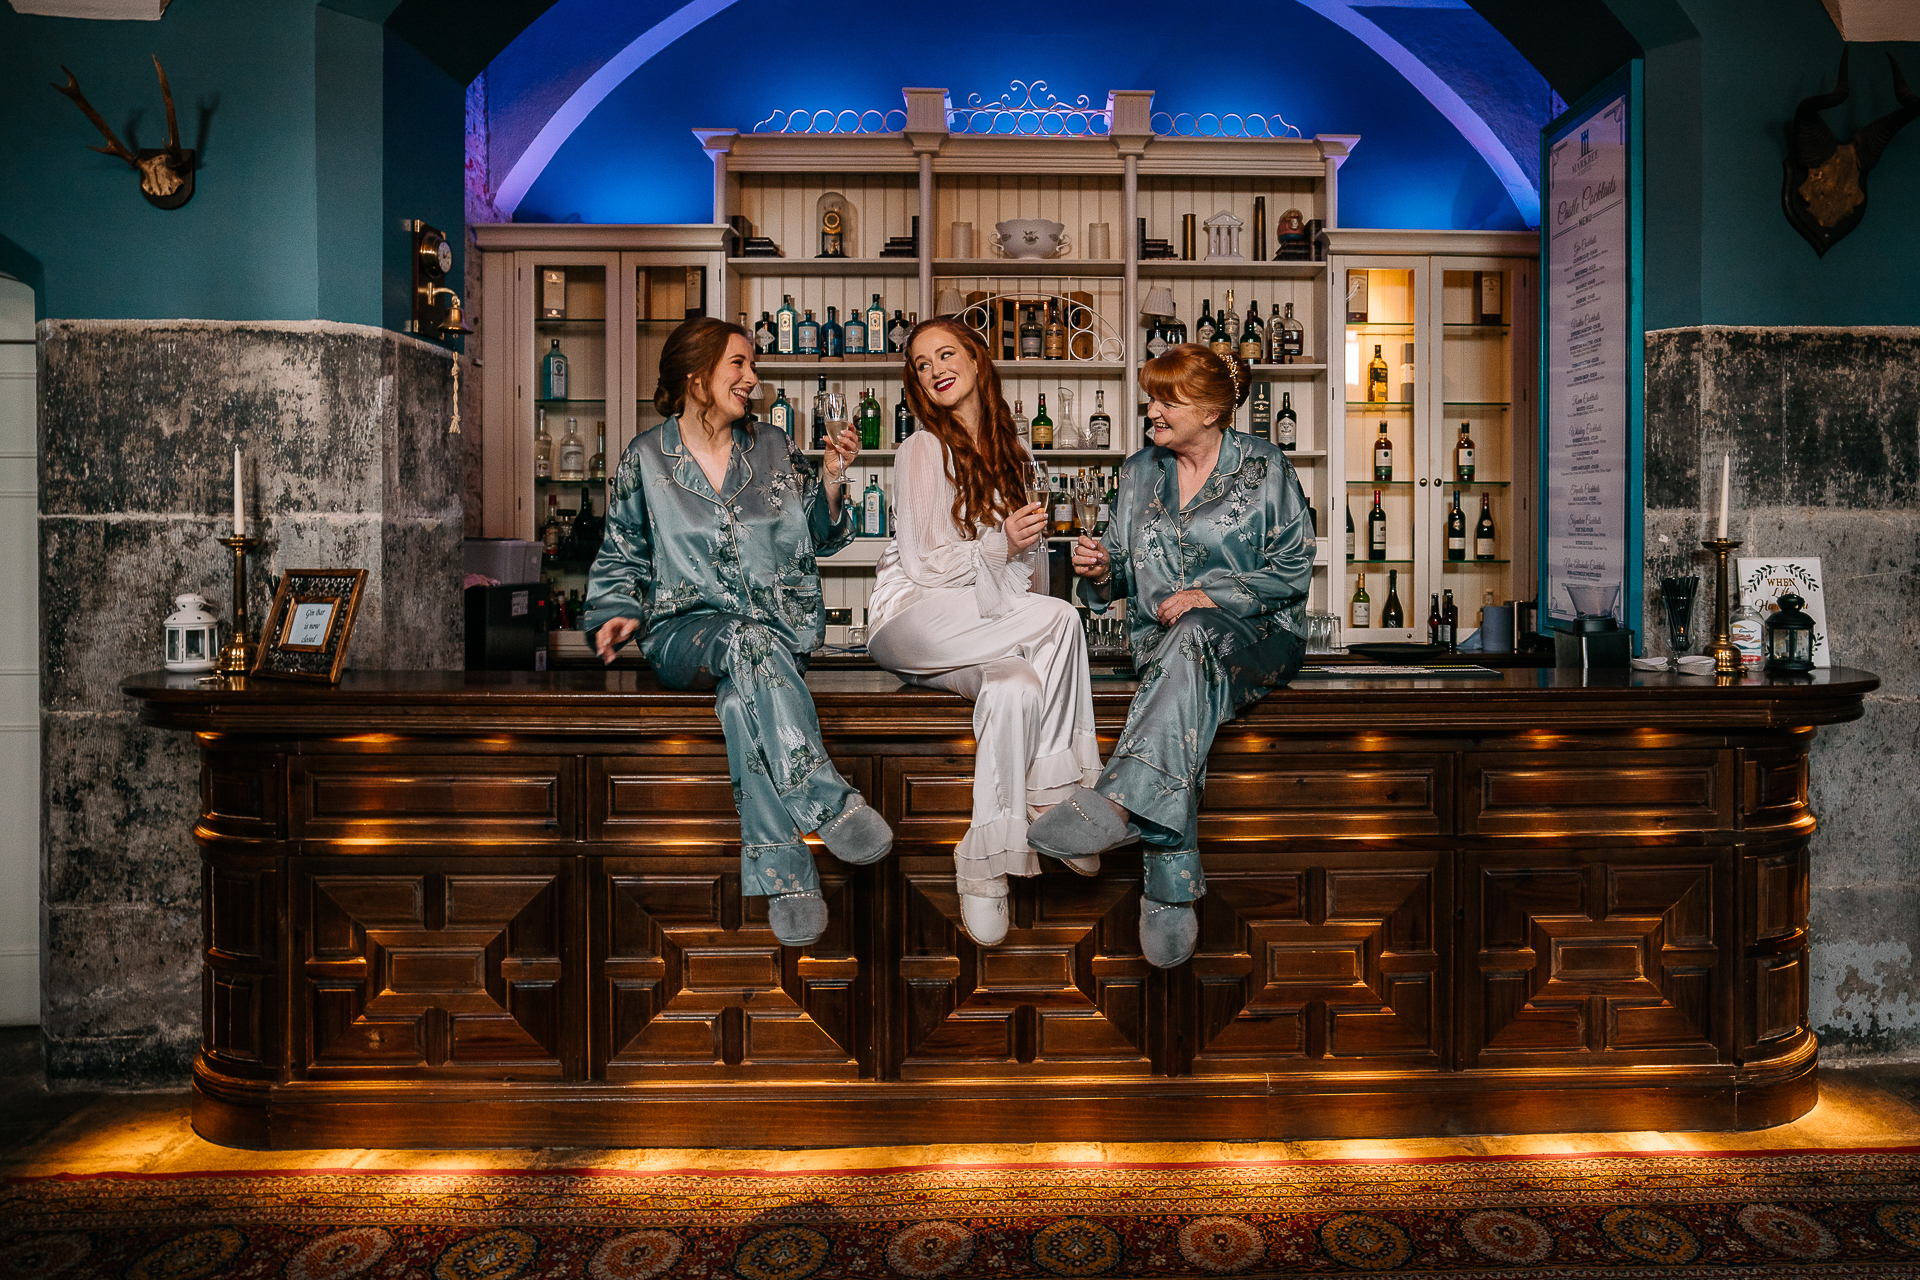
[[776, 295, 798, 355], [1239, 299, 1263, 363], [1088, 390, 1112, 448], [821, 306, 844, 360], [1368, 487, 1387, 561], [1367, 344, 1389, 403], [1427, 594, 1441, 645], [1195, 299, 1215, 349], [1020, 306, 1043, 359], [867, 296, 888, 353], [1373, 421, 1392, 481], [1013, 399, 1030, 445], [534, 408, 553, 479], [1095, 470, 1116, 535], [843, 307, 867, 357], [557, 416, 587, 481], [1474, 493, 1497, 560], [589, 420, 606, 480], [857, 387, 882, 450], [1043, 299, 1067, 360], [1250, 383, 1272, 441], [1276, 392, 1297, 452], [1441, 589, 1458, 653], [1032, 393, 1054, 450], [1455, 422, 1476, 482], [797, 309, 821, 357], [1446, 490, 1467, 561], [1346, 502, 1355, 560], [1383, 569, 1404, 628], [1350, 572, 1371, 628], [1279, 301, 1304, 362], [542, 338, 569, 401], [894, 387, 914, 444], [768, 387, 794, 440]]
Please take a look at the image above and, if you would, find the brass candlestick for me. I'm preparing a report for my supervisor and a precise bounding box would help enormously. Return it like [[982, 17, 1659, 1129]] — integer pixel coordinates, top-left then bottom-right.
[[216, 534, 260, 675], [1702, 537, 1743, 677]]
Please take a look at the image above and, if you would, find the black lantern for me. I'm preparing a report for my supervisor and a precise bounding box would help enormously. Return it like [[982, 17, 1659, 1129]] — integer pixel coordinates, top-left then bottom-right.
[[1764, 591, 1816, 673]]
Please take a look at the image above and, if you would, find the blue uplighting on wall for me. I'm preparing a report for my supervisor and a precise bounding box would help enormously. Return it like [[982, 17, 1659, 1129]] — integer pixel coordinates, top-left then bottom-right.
[[503, 0, 1543, 231]]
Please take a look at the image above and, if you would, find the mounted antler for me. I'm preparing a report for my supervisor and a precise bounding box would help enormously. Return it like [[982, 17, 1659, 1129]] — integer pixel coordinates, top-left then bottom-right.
[[1782, 50, 1919, 256], [52, 56, 195, 209]]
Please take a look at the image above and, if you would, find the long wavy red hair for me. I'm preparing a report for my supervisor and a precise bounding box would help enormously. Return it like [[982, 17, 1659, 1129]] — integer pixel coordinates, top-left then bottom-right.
[[900, 318, 1029, 538]]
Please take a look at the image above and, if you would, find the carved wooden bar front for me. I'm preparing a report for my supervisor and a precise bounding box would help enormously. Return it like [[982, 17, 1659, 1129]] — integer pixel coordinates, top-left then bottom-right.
[[126, 667, 1874, 1150]]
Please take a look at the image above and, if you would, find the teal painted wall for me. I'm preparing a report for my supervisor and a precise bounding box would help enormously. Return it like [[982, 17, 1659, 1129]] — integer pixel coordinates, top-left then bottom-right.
[[0, 0, 461, 337]]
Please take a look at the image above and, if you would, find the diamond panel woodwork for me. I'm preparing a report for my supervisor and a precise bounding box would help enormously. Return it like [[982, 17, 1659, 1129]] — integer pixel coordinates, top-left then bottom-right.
[[1183, 861, 1444, 1075], [296, 865, 575, 1080], [1470, 858, 1723, 1066], [596, 864, 865, 1081], [890, 855, 1153, 1079]]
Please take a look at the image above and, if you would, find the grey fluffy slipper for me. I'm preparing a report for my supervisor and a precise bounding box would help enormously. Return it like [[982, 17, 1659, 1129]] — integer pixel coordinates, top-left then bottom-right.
[[1027, 786, 1130, 862], [1139, 896, 1198, 969], [768, 890, 828, 947], [818, 799, 894, 865]]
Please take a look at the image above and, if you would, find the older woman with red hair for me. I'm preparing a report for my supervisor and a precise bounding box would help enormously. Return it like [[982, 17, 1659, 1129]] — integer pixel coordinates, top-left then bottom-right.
[[865, 318, 1101, 947], [1027, 343, 1313, 969]]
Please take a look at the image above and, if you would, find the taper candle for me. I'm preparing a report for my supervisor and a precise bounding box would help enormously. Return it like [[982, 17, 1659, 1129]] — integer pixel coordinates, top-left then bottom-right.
[[1716, 453, 1729, 539], [232, 447, 244, 536]]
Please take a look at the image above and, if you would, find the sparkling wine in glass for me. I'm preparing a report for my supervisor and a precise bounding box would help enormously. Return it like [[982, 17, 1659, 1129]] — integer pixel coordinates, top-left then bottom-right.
[[1025, 460, 1050, 511], [821, 391, 851, 478]]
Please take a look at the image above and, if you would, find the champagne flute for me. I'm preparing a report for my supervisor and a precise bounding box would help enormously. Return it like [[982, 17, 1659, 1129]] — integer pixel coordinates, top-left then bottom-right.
[[822, 390, 850, 487], [1024, 459, 1050, 511], [1073, 482, 1098, 538]]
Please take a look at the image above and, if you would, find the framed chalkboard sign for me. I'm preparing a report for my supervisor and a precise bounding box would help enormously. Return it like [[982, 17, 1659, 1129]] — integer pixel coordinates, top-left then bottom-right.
[[1538, 64, 1644, 641], [253, 569, 367, 682]]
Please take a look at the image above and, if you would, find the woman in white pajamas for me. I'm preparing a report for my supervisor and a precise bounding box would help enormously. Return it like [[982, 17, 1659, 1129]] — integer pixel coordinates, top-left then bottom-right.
[[866, 318, 1102, 946]]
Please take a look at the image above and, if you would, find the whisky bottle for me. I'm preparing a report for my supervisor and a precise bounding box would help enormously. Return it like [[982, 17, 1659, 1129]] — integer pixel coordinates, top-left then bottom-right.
[[589, 420, 606, 480], [1051, 475, 1074, 536], [1446, 490, 1467, 561], [1249, 383, 1271, 441], [1367, 344, 1389, 402], [1427, 594, 1441, 645], [1474, 493, 1497, 560], [1368, 487, 1387, 560], [857, 387, 882, 450], [776, 294, 798, 355], [1013, 399, 1030, 445], [1032, 393, 1054, 450], [1455, 422, 1476, 482], [1240, 300, 1263, 363], [1475, 271, 1503, 325], [861, 474, 887, 537], [1279, 301, 1304, 363], [1373, 421, 1393, 481], [821, 306, 844, 360], [867, 296, 888, 353], [768, 387, 794, 440], [542, 338, 568, 401], [557, 416, 587, 481], [1276, 392, 1297, 452], [1351, 572, 1371, 628], [755, 311, 776, 355], [887, 309, 910, 354], [843, 307, 867, 356], [1383, 568, 1405, 627], [1441, 589, 1458, 652], [1195, 299, 1215, 349], [1212, 291, 1237, 357], [1020, 306, 1043, 359], [894, 387, 914, 444], [534, 408, 553, 479], [1043, 299, 1067, 360], [1088, 390, 1112, 448], [797, 309, 821, 357]]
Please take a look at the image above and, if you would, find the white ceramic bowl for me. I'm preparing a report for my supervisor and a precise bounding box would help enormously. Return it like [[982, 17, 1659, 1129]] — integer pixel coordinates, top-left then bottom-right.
[[992, 219, 1071, 259]]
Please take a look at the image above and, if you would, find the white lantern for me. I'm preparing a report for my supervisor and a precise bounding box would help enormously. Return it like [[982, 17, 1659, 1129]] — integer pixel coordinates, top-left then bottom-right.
[[163, 593, 219, 672]]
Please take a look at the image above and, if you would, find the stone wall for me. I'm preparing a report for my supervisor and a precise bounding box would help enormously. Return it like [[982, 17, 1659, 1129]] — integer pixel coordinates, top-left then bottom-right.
[[39, 320, 462, 1084], [1643, 326, 1920, 1061]]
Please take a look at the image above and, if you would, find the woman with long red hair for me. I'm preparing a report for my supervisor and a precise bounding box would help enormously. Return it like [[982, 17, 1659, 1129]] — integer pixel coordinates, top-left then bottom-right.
[[866, 318, 1101, 946]]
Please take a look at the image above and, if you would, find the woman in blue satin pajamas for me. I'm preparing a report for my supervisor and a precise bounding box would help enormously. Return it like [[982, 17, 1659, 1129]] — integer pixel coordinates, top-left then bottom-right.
[[584, 318, 893, 947]]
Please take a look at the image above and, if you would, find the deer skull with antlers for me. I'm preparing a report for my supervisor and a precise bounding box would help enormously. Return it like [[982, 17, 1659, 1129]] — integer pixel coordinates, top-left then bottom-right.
[[53, 56, 195, 210], [1783, 49, 1920, 257]]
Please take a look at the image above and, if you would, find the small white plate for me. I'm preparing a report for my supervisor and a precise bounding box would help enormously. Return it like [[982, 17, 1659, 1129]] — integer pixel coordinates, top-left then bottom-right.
[[1631, 656, 1670, 671]]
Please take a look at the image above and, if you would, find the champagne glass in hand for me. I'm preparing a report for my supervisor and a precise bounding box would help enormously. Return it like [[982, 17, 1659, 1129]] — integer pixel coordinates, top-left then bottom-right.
[[1025, 460, 1050, 510]]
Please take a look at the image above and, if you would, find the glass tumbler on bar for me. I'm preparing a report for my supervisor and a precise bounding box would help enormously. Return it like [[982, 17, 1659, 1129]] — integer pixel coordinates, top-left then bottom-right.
[[1660, 575, 1698, 655]]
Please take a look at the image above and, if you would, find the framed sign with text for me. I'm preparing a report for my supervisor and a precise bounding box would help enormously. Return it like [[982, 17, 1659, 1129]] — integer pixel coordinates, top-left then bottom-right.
[[1539, 64, 1643, 640], [253, 569, 367, 682]]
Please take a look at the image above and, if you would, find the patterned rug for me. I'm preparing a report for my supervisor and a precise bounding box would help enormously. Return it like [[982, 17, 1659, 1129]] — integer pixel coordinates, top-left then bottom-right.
[[6, 1149, 1920, 1279]]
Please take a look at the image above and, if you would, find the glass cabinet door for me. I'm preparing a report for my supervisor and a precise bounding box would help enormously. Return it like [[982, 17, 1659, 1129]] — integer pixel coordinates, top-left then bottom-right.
[[523, 255, 614, 620], [1339, 262, 1427, 639]]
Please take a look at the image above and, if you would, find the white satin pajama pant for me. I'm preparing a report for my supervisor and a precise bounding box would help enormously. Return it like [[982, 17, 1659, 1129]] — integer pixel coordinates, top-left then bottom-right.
[[868, 591, 1102, 898]]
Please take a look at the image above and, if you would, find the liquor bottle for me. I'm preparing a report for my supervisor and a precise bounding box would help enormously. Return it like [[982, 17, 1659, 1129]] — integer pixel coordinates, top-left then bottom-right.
[[1373, 421, 1393, 481], [1250, 383, 1272, 441], [844, 307, 867, 356], [768, 387, 795, 440], [821, 306, 844, 360], [1013, 399, 1030, 445], [1095, 469, 1117, 535], [1032, 393, 1054, 450], [857, 387, 882, 450], [1278, 301, 1304, 363], [589, 420, 606, 480], [887, 309, 910, 354], [534, 408, 553, 479], [894, 387, 914, 444], [1276, 392, 1297, 452], [1730, 586, 1765, 668], [1043, 299, 1067, 360], [1398, 342, 1416, 405], [567, 589, 583, 630], [1165, 304, 1187, 346], [1368, 488, 1387, 560], [1383, 569, 1405, 628], [1455, 421, 1476, 482], [1019, 306, 1043, 359], [1446, 490, 1467, 561], [1240, 300, 1263, 363], [754, 311, 776, 355], [1145, 315, 1168, 360], [1350, 572, 1371, 628], [1051, 475, 1075, 536], [811, 374, 829, 449], [542, 338, 569, 401], [1212, 291, 1236, 357], [557, 416, 587, 481], [1475, 270, 1503, 325], [1440, 589, 1458, 653], [867, 296, 888, 352], [861, 474, 887, 537], [1346, 502, 1355, 560], [1427, 594, 1441, 645], [776, 294, 798, 355], [1195, 299, 1215, 349], [542, 493, 561, 558], [1367, 344, 1389, 403], [797, 309, 821, 356], [1474, 493, 1497, 560], [1088, 390, 1111, 448], [1346, 269, 1369, 323]]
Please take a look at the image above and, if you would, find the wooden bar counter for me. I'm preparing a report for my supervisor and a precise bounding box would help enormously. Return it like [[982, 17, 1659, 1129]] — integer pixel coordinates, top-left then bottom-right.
[[124, 665, 1877, 1150]]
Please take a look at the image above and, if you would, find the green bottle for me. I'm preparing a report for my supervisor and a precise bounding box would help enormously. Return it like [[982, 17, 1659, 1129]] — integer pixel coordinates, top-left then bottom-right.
[[857, 387, 882, 450]]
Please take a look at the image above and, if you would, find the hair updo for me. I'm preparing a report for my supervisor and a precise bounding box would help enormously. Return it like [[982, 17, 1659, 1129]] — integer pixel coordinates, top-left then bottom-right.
[[654, 316, 752, 419], [1139, 343, 1253, 427]]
